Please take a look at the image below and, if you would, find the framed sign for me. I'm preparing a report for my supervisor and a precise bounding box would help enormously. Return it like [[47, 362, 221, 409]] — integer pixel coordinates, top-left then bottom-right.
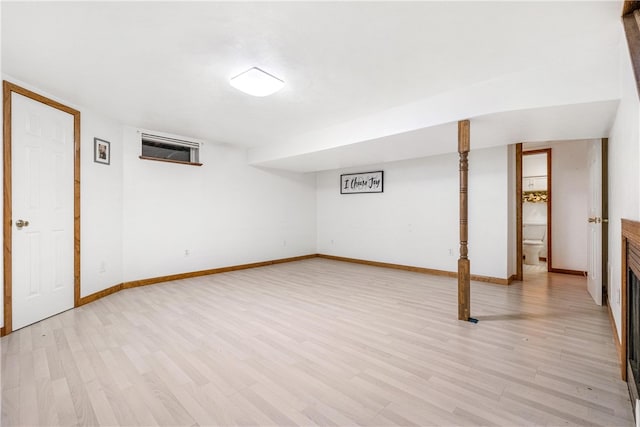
[[340, 171, 383, 194], [94, 137, 110, 165]]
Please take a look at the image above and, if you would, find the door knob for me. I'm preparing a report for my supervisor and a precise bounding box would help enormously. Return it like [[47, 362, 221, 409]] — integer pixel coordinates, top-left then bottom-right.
[[15, 219, 29, 229], [588, 217, 601, 224]]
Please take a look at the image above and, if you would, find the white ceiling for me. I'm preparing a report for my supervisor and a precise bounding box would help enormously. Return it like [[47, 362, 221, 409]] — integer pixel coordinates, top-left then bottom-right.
[[1, 1, 624, 172], [255, 100, 620, 172]]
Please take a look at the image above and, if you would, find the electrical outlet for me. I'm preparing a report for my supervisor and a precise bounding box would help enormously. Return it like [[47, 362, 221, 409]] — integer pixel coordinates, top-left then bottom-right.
[[283, 240, 287, 247], [99, 261, 106, 273], [448, 248, 453, 256], [184, 249, 190, 256]]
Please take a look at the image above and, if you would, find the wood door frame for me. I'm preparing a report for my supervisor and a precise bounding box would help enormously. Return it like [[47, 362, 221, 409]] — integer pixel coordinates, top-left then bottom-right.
[[518, 148, 552, 274], [515, 143, 523, 281], [2, 81, 81, 336]]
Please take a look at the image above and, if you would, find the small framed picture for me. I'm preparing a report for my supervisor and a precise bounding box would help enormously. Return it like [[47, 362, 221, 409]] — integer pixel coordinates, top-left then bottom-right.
[[94, 138, 110, 165]]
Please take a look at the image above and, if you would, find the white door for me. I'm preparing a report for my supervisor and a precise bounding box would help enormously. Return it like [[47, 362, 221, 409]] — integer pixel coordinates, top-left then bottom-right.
[[587, 139, 602, 306], [11, 92, 74, 330]]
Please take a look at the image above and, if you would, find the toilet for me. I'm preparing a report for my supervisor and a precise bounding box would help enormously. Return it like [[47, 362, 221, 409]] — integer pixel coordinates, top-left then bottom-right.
[[523, 224, 546, 265]]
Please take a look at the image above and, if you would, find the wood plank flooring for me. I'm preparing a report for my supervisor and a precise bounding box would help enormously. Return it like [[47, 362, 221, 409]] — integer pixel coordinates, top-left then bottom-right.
[[1, 258, 633, 426], [523, 262, 548, 275]]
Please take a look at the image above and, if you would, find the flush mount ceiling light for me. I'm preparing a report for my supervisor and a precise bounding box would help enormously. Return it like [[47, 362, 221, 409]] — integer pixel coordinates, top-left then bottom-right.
[[229, 67, 285, 97]]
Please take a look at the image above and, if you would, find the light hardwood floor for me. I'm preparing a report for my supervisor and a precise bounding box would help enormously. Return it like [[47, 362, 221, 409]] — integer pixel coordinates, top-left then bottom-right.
[[523, 262, 548, 275], [1, 258, 633, 426]]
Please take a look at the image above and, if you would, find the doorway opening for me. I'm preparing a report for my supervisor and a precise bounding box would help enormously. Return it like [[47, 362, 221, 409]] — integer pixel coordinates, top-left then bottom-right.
[[522, 149, 551, 278], [514, 139, 608, 306]]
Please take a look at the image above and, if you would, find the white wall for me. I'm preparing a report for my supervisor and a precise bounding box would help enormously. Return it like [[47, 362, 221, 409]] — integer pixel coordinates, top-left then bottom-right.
[[316, 145, 510, 279], [80, 112, 124, 297], [551, 140, 590, 272], [122, 127, 316, 282], [608, 31, 640, 340], [469, 146, 510, 279]]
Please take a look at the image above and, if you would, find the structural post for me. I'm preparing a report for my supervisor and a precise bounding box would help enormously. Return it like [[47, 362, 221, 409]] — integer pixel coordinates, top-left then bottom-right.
[[458, 120, 471, 321]]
